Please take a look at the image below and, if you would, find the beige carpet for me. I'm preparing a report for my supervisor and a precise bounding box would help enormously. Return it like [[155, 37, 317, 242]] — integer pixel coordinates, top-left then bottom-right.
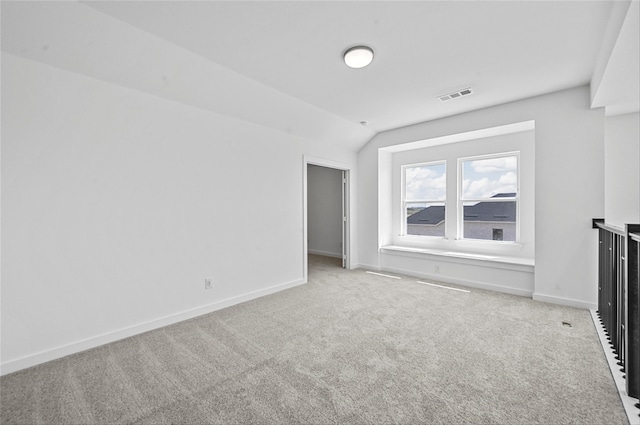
[[0, 255, 629, 424]]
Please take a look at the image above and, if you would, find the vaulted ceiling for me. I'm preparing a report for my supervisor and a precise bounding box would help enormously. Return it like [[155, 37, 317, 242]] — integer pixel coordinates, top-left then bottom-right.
[[2, 1, 638, 151]]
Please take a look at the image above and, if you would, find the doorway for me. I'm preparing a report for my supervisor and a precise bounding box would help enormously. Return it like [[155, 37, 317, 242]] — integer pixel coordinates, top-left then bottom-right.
[[303, 156, 351, 280]]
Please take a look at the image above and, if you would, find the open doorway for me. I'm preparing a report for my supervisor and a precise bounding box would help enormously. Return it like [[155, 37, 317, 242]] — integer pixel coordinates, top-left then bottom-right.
[[307, 164, 343, 260], [303, 156, 351, 280]]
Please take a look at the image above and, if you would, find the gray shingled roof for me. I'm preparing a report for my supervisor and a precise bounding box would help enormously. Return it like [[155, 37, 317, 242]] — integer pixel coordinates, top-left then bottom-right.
[[407, 193, 516, 225]]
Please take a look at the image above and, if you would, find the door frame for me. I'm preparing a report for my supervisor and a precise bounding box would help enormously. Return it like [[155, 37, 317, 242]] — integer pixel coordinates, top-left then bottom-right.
[[303, 155, 352, 281]]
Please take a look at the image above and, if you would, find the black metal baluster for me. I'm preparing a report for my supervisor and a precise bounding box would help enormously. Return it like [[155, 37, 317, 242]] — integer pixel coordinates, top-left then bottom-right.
[[625, 226, 640, 399]]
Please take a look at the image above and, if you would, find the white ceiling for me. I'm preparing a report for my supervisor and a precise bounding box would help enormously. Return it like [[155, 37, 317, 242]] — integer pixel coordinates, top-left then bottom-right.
[[2, 1, 637, 151]]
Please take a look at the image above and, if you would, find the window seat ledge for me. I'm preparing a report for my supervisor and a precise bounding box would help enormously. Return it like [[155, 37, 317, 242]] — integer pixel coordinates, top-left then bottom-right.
[[380, 245, 534, 272]]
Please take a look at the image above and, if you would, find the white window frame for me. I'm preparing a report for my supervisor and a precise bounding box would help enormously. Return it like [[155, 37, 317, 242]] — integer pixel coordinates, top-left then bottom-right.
[[401, 160, 447, 237], [457, 151, 520, 243]]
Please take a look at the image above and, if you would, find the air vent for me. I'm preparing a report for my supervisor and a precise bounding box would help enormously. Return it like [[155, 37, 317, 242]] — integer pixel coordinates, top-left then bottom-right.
[[438, 87, 473, 102]]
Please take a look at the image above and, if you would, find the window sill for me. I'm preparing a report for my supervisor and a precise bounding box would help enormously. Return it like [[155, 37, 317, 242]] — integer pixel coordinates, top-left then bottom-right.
[[380, 245, 534, 273]]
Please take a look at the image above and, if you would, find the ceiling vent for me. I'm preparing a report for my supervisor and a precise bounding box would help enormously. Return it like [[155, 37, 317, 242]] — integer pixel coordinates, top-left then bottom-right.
[[438, 88, 473, 102]]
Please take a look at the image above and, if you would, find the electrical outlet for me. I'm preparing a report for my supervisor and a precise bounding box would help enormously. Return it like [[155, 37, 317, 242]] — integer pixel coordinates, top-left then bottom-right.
[[204, 278, 213, 290]]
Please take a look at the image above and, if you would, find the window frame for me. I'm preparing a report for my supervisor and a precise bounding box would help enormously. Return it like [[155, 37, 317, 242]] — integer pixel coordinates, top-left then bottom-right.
[[457, 151, 520, 243], [400, 160, 447, 238]]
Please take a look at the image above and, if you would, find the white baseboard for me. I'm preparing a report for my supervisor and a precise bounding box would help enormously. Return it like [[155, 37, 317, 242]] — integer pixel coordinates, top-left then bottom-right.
[[0, 278, 306, 376], [355, 263, 381, 272], [532, 293, 597, 310], [589, 310, 640, 425], [375, 265, 533, 298], [308, 249, 342, 259], [361, 264, 599, 309]]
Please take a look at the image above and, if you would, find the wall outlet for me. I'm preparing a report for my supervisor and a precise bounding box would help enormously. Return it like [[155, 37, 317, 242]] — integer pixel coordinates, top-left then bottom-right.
[[204, 278, 213, 290]]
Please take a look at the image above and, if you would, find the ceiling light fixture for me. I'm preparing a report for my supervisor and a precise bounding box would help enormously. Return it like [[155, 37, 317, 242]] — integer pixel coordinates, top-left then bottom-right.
[[343, 46, 374, 69]]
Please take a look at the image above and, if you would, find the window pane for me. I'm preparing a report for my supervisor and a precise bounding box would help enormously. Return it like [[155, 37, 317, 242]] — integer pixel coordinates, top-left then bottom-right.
[[463, 200, 516, 241], [461, 156, 517, 200], [405, 163, 446, 201], [406, 202, 445, 237]]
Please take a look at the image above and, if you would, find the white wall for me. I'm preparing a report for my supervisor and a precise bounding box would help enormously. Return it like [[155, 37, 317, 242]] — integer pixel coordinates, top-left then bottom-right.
[[359, 86, 604, 309], [307, 165, 343, 258], [604, 112, 640, 228], [1, 54, 358, 373]]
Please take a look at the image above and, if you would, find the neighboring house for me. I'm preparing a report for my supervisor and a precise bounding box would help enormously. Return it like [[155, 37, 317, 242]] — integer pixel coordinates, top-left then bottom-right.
[[407, 193, 516, 240]]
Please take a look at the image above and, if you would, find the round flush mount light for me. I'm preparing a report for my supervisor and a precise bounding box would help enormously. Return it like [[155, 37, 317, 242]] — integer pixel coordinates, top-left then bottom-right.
[[343, 46, 374, 69]]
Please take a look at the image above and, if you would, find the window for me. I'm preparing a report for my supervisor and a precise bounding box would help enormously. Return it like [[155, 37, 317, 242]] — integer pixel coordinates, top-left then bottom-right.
[[459, 154, 518, 242], [399, 153, 520, 243], [402, 162, 446, 237], [386, 123, 533, 258]]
